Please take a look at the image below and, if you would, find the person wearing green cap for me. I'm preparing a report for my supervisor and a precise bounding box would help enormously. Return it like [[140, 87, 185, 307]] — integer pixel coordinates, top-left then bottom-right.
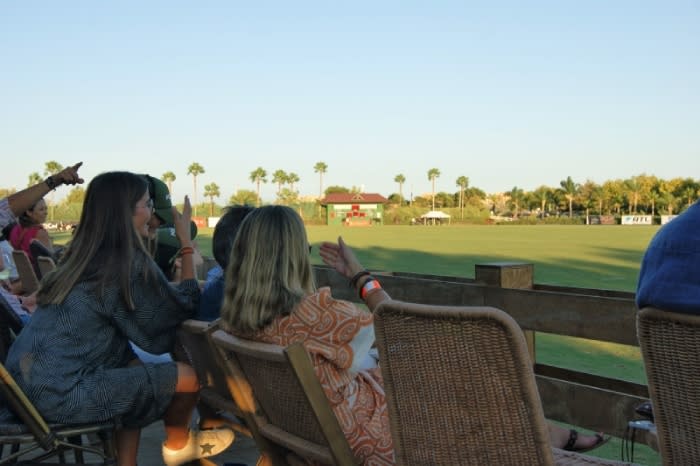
[[143, 175, 201, 280]]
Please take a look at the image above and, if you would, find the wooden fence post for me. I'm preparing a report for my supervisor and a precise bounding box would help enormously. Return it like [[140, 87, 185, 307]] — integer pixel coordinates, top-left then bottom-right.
[[475, 262, 536, 362]]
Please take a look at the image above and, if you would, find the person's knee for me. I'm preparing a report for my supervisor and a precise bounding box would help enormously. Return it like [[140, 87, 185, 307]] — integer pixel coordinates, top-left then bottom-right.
[[175, 362, 199, 393]]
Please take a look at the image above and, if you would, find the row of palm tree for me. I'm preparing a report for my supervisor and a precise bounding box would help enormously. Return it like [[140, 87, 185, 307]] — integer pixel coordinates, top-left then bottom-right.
[[13, 162, 700, 220], [501, 175, 700, 218]]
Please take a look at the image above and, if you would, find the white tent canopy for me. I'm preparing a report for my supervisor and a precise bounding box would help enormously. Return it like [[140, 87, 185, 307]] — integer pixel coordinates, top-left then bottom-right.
[[419, 210, 451, 225], [421, 210, 451, 219]]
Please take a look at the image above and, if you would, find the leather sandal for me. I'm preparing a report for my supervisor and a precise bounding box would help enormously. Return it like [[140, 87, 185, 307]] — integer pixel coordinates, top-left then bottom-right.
[[563, 429, 609, 453]]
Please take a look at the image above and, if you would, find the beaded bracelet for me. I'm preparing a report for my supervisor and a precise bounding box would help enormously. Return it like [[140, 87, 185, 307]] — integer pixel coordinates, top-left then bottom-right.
[[45, 176, 58, 190], [349, 270, 370, 288], [360, 279, 382, 300]]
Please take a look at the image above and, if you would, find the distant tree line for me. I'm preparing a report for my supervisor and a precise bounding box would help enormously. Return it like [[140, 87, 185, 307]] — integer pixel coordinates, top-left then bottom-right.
[[2, 161, 698, 223]]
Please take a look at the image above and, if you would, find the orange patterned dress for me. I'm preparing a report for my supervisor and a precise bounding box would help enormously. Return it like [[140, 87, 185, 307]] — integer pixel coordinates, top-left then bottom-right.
[[251, 287, 395, 466]]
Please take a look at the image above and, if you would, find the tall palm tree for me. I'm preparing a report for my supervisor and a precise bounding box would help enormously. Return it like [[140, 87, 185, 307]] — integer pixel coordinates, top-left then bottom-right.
[[314, 162, 328, 198], [394, 174, 406, 205], [187, 162, 205, 216], [27, 172, 42, 187], [624, 177, 642, 214], [162, 171, 176, 195], [427, 168, 440, 211], [533, 185, 551, 218], [456, 176, 469, 219], [249, 167, 267, 206], [203, 182, 220, 216], [559, 176, 580, 218], [509, 186, 525, 218], [287, 172, 300, 192], [272, 170, 288, 194]]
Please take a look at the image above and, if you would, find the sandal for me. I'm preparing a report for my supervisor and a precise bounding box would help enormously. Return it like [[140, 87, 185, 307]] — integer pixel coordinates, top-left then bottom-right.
[[563, 429, 609, 453]]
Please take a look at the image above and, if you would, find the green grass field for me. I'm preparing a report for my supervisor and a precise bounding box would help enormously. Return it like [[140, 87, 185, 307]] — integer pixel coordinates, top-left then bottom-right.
[[52, 224, 661, 463], [54, 224, 658, 291]]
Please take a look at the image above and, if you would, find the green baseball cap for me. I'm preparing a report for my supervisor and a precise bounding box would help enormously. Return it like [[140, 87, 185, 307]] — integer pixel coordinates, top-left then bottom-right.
[[156, 221, 198, 249], [145, 175, 173, 226]]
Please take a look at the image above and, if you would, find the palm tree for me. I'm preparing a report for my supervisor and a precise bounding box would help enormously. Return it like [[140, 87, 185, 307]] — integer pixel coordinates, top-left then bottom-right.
[[187, 162, 205, 216], [509, 186, 525, 218], [249, 167, 267, 206], [394, 174, 406, 205], [456, 176, 469, 219], [533, 185, 551, 218], [27, 172, 42, 187], [427, 168, 440, 211], [162, 171, 176, 195], [272, 170, 288, 194], [559, 176, 580, 218], [314, 162, 328, 198], [287, 172, 300, 192], [624, 177, 642, 214], [648, 190, 661, 218], [203, 182, 220, 216], [229, 189, 258, 206]]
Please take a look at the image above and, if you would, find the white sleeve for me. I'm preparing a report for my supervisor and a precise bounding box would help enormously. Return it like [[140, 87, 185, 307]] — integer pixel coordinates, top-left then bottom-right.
[[348, 324, 377, 373]]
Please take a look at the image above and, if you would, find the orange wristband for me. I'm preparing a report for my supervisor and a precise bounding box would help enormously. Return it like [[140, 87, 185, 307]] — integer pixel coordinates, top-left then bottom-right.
[[178, 246, 194, 257], [360, 279, 382, 300]]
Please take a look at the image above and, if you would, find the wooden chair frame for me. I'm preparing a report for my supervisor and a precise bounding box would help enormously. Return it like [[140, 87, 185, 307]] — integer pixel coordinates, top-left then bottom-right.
[[0, 361, 117, 464], [210, 329, 357, 466], [10, 251, 39, 296], [173, 319, 250, 436], [36, 256, 56, 279]]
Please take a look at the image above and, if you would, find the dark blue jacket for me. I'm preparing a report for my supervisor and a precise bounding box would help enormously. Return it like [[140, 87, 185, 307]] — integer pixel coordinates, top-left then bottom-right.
[[636, 200, 700, 314]]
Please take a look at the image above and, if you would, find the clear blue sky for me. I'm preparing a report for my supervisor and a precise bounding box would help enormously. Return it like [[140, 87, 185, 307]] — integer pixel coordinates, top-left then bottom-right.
[[1, 1, 698, 203]]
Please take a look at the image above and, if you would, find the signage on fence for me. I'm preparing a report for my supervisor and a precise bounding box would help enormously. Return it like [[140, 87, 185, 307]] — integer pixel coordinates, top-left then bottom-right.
[[660, 215, 678, 225], [589, 215, 616, 225], [621, 215, 652, 225]]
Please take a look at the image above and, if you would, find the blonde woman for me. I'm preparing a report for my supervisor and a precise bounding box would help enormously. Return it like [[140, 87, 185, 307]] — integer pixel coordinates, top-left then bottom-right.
[[221, 205, 394, 465], [220, 206, 607, 464]]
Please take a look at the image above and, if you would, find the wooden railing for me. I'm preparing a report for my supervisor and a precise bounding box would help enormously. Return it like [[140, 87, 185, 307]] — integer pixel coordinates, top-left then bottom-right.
[[314, 262, 649, 443]]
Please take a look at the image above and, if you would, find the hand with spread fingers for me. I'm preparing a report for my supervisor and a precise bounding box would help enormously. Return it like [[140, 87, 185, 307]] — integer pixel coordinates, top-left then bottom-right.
[[319, 236, 365, 279]]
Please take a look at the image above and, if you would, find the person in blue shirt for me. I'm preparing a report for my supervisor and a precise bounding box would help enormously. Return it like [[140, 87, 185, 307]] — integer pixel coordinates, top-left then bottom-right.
[[636, 200, 700, 314], [196, 205, 255, 321]]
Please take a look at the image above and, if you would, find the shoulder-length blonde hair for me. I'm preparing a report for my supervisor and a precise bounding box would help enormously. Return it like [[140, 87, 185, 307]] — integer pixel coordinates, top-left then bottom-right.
[[38, 171, 152, 310], [221, 205, 315, 333]]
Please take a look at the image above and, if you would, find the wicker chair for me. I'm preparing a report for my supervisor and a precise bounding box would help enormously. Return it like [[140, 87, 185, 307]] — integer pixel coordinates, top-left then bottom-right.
[[210, 329, 358, 466], [373, 300, 636, 466], [10, 251, 39, 296], [36, 256, 56, 279], [29, 240, 55, 278], [0, 361, 118, 464], [173, 319, 250, 437], [637, 307, 700, 466]]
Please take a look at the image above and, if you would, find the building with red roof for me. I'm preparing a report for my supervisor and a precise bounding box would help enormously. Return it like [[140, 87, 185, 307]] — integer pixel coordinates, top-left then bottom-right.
[[320, 193, 389, 226]]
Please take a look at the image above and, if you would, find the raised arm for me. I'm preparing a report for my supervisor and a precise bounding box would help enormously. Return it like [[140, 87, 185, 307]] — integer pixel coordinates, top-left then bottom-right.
[[319, 236, 391, 312], [7, 162, 84, 217]]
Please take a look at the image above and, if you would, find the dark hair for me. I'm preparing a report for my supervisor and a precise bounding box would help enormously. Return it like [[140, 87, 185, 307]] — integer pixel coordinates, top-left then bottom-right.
[[38, 172, 151, 309], [18, 198, 46, 228], [213, 205, 255, 268]]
